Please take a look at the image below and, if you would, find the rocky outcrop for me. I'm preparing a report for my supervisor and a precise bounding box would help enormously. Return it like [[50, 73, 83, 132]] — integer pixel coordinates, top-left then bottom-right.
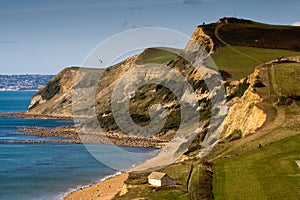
[[27, 67, 79, 117], [221, 69, 267, 138], [222, 89, 266, 138], [17, 125, 165, 147], [27, 55, 143, 119], [185, 26, 214, 55]]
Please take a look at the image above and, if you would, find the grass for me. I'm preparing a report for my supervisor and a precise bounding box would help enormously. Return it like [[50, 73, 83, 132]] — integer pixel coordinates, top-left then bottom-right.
[[114, 161, 193, 200], [216, 22, 300, 51], [36, 78, 60, 100], [36, 67, 80, 100], [188, 162, 213, 200], [213, 133, 300, 200], [211, 46, 300, 79], [273, 62, 300, 95], [115, 160, 214, 200], [135, 47, 181, 65], [128, 83, 182, 132], [150, 192, 189, 200], [158, 162, 193, 188]]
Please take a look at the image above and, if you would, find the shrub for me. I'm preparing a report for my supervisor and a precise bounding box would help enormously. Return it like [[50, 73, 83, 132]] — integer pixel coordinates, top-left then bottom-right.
[[227, 129, 243, 141], [37, 79, 60, 100]]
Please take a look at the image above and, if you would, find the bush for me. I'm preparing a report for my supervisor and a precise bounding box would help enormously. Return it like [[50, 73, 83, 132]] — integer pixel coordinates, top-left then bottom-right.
[[228, 80, 249, 100], [276, 96, 293, 106], [37, 79, 60, 100], [227, 129, 243, 141]]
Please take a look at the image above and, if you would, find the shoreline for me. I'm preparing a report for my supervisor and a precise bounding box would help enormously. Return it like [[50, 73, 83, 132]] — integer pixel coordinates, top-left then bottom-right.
[[63, 172, 129, 200], [1, 112, 167, 148], [62, 141, 179, 200], [59, 171, 122, 199], [0, 112, 74, 120], [0, 112, 168, 146], [17, 125, 165, 148]]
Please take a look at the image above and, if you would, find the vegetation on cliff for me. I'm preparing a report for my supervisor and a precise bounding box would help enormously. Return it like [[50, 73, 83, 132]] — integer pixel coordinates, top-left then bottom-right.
[[26, 17, 300, 200]]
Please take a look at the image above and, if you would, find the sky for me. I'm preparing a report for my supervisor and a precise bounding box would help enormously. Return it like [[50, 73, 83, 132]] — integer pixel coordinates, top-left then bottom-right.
[[0, 0, 299, 74]]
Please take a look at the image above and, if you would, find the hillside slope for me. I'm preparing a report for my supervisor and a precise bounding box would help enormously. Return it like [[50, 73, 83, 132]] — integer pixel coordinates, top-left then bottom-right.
[[27, 67, 79, 117], [211, 61, 300, 200], [26, 17, 300, 199], [27, 17, 300, 137], [112, 40, 300, 200], [27, 17, 300, 144]]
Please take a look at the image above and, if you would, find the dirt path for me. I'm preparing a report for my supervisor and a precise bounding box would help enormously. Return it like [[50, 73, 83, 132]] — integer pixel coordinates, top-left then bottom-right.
[[214, 24, 263, 63]]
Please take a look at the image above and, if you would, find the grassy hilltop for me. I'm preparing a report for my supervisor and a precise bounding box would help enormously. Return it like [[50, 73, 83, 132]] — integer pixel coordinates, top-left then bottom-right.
[[204, 17, 300, 79]]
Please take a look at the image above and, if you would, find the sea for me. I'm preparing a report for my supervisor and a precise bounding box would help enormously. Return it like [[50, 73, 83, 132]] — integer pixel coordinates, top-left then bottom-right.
[[0, 91, 157, 200]]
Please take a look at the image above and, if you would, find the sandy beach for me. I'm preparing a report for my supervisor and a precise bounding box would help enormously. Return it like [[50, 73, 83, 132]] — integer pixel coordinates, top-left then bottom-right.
[[64, 173, 129, 200], [62, 155, 163, 200], [63, 141, 180, 200]]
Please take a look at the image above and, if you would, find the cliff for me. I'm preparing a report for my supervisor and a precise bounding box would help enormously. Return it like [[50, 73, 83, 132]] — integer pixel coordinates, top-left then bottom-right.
[[27, 67, 79, 117], [27, 17, 300, 148], [221, 69, 267, 138]]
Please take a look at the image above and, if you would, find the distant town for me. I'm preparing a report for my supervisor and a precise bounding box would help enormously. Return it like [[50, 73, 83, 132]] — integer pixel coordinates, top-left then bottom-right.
[[0, 74, 54, 91]]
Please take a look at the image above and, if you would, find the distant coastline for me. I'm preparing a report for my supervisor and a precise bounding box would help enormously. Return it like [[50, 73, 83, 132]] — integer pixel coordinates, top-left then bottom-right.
[[0, 74, 54, 91], [0, 89, 39, 92]]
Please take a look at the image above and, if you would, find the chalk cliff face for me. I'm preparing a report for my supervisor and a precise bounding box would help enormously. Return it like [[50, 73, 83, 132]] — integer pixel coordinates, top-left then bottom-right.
[[221, 69, 267, 138], [27, 56, 140, 117], [27, 67, 79, 117], [185, 26, 214, 55], [185, 21, 268, 138]]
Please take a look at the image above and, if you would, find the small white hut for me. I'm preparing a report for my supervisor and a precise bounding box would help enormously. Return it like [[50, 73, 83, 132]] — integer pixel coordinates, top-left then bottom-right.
[[148, 172, 176, 187]]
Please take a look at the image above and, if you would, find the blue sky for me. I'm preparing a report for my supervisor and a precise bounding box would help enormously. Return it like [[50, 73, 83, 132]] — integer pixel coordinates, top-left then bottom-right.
[[0, 0, 299, 74]]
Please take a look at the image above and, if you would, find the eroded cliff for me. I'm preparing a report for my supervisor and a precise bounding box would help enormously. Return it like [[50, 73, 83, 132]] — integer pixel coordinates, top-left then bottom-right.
[[27, 67, 79, 117], [221, 69, 267, 138]]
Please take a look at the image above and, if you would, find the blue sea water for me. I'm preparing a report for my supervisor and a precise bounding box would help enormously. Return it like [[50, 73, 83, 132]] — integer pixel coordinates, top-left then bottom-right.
[[0, 117, 75, 141], [0, 91, 157, 200], [0, 91, 36, 113]]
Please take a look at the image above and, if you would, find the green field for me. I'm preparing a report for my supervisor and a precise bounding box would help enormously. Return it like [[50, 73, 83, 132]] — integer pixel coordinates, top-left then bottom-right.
[[136, 47, 181, 65], [213, 133, 300, 200], [212, 46, 300, 79], [114, 160, 213, 200], [216, 22, 300, 51], [114, 162, 192, 200], [273, 62, 300, 95]]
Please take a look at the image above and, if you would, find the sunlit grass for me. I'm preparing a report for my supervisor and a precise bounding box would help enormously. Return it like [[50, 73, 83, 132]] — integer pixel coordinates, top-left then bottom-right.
[[212, 46, 300, 79], [213, 133, 300, 200], [273, 62, 300, 95]]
